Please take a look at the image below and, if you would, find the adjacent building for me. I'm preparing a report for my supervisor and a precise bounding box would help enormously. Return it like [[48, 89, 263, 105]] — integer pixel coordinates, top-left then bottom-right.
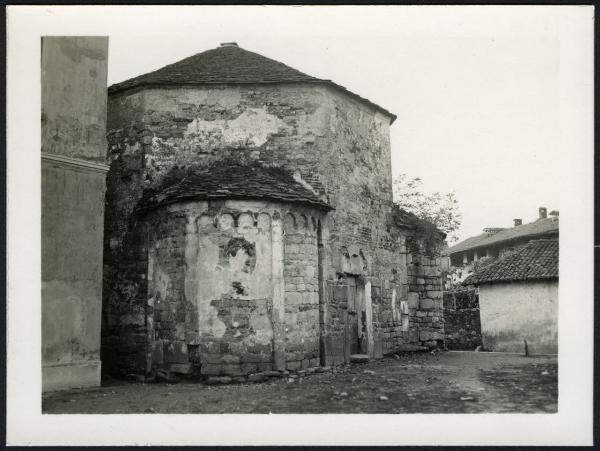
[[463, 239, 558, 354], [41, 37, 109, 391], [446, 207, 559, 283]]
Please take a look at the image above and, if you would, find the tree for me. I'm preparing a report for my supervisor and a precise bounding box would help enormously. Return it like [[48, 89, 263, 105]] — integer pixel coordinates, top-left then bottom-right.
[[392, 173, 462, 243]]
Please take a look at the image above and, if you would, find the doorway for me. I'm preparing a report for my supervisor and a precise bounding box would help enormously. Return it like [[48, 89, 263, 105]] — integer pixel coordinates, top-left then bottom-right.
[[344, 275, 368, 360]]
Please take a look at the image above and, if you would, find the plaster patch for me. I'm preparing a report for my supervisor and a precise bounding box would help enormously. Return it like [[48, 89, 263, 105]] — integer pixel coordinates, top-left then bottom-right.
[[150, 250, 170, 303], [185, 108, 285, 148], [249, 314, 273, 345]]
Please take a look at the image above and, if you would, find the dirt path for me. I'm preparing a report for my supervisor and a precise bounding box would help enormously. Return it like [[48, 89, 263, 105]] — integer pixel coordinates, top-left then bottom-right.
[[43, 351, 557, 414]]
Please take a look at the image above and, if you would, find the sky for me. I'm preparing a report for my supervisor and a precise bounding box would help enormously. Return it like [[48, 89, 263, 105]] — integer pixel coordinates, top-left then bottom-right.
[[104, 6, 562, 242]]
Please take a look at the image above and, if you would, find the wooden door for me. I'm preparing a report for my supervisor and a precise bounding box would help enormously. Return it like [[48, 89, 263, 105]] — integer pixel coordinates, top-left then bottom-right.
[[345, 276, 360, 357]]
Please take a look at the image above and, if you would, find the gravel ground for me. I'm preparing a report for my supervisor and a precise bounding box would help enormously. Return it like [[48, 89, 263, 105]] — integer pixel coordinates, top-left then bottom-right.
[[42, 351, 557, 414]]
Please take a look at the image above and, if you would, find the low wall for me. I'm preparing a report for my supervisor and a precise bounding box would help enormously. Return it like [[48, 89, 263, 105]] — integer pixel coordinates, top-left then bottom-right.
[[442, 289, 482, 350]]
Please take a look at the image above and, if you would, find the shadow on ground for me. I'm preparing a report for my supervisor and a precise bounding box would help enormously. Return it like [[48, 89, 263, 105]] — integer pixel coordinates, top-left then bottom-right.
[[42, 351, 557, 414]]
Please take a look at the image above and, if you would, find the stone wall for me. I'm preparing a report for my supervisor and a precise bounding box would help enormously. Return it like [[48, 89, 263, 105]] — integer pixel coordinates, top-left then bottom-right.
[[103, 82, 446, 376], [41, 37, 109, 391], [283, 212, 320, 370], [442, 289, 482, 350], [404, 250, 445, 349], [121, 199, 328, 378], [101, 127, 152, 375], [105, 85, 393, 278]]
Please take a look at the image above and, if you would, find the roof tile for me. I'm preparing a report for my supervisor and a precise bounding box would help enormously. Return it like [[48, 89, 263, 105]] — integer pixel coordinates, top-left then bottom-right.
[[136, 161, 333, 213], [463, 239, 558, 285], [447, 218, 559, 255], [108, 44, 396, 123]]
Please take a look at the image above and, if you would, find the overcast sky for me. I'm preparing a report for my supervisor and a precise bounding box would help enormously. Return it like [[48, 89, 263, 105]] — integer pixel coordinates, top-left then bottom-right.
[[103, 6, 563, 242]]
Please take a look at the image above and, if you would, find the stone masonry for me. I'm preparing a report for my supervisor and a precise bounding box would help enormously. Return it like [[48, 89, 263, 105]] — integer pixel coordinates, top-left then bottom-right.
[[442, 289, 483, 351], [102, 43, 446, 379]]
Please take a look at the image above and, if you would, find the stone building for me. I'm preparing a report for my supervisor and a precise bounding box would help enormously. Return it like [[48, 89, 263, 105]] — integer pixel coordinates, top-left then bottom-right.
[[102, 42, 446, 379], [41, 37, 109, 390]]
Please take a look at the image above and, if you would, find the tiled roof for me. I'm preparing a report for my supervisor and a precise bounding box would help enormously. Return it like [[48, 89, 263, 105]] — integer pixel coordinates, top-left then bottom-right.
[[108, 43, 396, 123], [136, 161, 333, 213], [463, 239, 558, 285], [447, 217, 559, 255]]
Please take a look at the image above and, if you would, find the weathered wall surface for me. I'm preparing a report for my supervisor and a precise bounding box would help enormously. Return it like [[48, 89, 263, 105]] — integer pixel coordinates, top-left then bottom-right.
[[139, 200, 325, 377], [442, 289, 482, 350], [404, 249, 445, 349], [42, 37, 109, 163], [479, 281, 558, 354], [104, 83, 446, 376], [283, 212, 320, 370], [41, 37, 109, 391]]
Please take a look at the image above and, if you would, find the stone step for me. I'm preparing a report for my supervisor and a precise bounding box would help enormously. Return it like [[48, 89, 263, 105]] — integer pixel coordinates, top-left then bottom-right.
[[349, 354, 370, 363], [205, 376, 233, 385], [393, 344, 429, 352]]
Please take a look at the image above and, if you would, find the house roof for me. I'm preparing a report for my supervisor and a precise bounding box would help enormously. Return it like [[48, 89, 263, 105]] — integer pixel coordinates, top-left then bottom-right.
[[135, 161, 334, 213], [446, 217, 559, 256], [463, 239, 558, 285], [108, 43, 397, 123]]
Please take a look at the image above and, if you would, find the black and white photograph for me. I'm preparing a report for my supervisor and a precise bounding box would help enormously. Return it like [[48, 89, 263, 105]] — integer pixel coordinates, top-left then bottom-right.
[[6, 4, 594, 446]]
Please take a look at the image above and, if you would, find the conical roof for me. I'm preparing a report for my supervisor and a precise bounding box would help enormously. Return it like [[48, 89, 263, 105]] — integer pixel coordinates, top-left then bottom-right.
[[108, 43, 396, 123], [135, 160, 333, 214]]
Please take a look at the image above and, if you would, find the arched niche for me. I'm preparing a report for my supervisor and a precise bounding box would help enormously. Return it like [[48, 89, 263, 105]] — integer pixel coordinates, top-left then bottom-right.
[[218, 213, 235, 231], [257, 212, 271, 231], [283, 212, 296, 233], [349, 253, 363, 275], [196, 214, 215, 232], [238, 212, 254, 230], [298, 214, 308, 233]]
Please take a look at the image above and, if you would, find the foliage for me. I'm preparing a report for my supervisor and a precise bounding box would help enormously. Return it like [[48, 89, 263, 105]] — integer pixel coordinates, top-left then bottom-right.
[[442, 287, 479, 310], [392, 173, 462, 243], [391, 204, 444, 256]]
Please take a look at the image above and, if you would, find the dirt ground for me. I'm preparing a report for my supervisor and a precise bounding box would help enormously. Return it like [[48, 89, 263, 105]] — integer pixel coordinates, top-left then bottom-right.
[[42, 351, 557, 414]]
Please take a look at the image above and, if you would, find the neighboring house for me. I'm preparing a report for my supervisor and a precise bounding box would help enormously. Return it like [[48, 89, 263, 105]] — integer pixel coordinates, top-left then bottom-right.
[[446, 207, 558, 283], [102, 42, 447, 379], [41, 37, 109, 391], [463, 239, 558, 355]]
